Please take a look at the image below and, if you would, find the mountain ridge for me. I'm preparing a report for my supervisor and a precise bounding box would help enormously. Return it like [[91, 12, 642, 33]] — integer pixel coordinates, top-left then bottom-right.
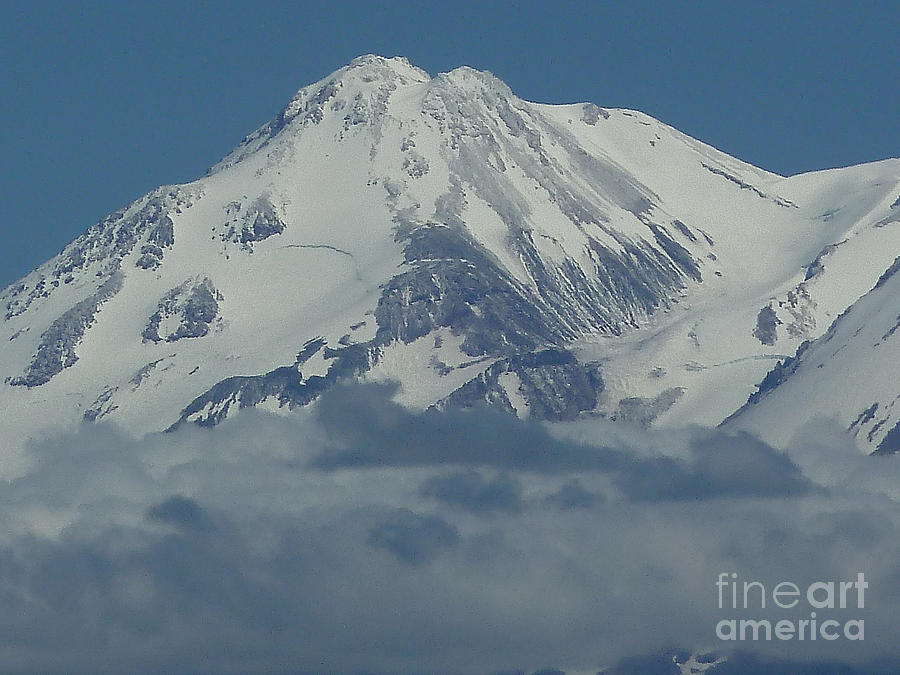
[[2, 54, 899, 475]]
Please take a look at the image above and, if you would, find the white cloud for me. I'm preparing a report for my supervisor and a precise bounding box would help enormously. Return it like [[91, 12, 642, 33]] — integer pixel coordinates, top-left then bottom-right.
[[0, 385, 898, 673]]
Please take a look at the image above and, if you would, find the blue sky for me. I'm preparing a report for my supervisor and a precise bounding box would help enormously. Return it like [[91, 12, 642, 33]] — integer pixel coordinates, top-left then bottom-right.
[[1, 0, 898, 288]]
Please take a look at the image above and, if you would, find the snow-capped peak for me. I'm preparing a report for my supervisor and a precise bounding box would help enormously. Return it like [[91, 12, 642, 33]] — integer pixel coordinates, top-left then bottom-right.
[[345, 53, 431, 82], [2, 55, 900, 476]]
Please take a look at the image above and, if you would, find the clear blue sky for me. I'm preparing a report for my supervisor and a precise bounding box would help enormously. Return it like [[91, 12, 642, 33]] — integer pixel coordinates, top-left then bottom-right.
[[1, 0, 898, 289]]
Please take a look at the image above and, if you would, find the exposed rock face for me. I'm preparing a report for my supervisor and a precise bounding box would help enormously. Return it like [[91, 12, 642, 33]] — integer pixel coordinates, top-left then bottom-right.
[[172, 338, 375, 427], [701, 162, 798, 208], [581, 103, 610, 125], [136, 242, 166, 270], [435, 348, 604, 421], [753, 305, 780, 345], [804, 241, 844, 281], [5, 187, 190, 320], [218, 195, 286, 249], [610, 387, 685, 428], [375, 223, 561, 356], [875, 256, 900, 289], [83, 385, 118, 423], [875, 420, 900, 455], [725, 339, 811, 420], [10, 271, 124, 387], [143, 278, 221, 343], [135, 215, 176, 269]]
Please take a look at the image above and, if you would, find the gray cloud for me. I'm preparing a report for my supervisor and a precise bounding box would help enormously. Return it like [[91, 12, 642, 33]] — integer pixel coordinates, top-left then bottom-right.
[[309, 382, 625, 473], [544, 479, 601, 510], [613, 431, 813, 501], [367, 508, 461, 564], [146, 495, 215, 532], [0, 383, 897, 673], [312, 383, 812, 502], [420, 470, 524, 513]]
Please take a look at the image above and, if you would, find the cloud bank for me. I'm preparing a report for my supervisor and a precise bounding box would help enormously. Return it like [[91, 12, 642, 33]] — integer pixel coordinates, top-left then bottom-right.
[[1, 382, 899, 673]]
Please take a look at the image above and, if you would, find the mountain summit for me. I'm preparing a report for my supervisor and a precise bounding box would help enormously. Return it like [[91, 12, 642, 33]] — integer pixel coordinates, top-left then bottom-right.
[[2, 55, 900, 473]]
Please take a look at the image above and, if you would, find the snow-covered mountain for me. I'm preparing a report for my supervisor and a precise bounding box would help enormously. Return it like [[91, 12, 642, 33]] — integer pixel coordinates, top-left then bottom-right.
[[2, 54, 899, 474], [725, 254, 900, 454]]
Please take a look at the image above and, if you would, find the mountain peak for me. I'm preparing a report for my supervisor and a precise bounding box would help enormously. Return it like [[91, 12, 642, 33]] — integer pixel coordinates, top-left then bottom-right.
[[340, 56, 509, 97], [208, 54, 431, 173], [209, 56, 526, 175], [344, 54, 430, 83], [7, 54, 900, 463], [436, 65, 513, 96]]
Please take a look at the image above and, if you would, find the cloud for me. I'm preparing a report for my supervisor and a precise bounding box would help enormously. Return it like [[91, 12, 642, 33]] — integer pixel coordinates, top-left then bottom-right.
[[420, 470, 524, 513], [367, 508, 461, 564], [612, 431, 813, 501], [0, 383, 898, 673], [146, 495, 215, 532], [544, 479, 601, 510], [309, 382, 623, 473], [311, 383, 812, 502]]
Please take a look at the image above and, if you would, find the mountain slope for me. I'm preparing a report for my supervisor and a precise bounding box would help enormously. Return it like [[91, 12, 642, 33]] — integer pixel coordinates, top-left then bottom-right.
[[1, 54, 899, 472], [725, 254, 900, 453], [575, 157, 900, 441]]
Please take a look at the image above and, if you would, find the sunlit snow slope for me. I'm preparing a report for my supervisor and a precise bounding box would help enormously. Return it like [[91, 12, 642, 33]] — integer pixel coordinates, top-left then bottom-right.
[[1, 55, 899, 475]]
